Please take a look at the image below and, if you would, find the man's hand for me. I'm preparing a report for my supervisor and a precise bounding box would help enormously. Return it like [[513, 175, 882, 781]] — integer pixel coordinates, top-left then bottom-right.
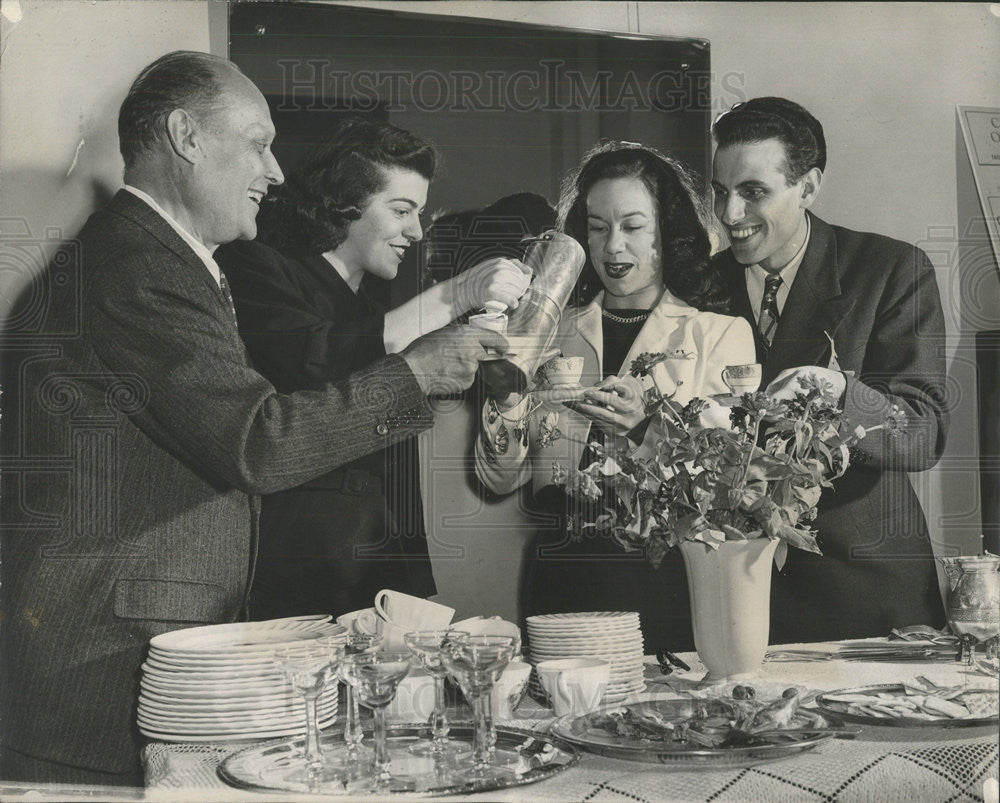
[[401, 325, 509, 396], [698, 398, 737, 430], [566, 374, 646, 436], [765, 366, 847, 403], [455, 257, 532, 315]]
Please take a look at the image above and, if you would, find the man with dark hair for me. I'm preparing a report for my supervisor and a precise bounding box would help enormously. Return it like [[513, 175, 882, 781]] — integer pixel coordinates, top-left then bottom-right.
[[0, 50, 508, 785], [711, 96, 948, 642]]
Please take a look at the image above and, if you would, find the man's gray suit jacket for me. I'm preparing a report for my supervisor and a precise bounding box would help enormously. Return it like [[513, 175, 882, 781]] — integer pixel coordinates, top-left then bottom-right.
[[0, 190, 433, 776]]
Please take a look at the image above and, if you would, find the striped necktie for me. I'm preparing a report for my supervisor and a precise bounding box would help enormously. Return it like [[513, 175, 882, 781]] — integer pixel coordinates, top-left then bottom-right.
[[218, 270, 239, 327], [758, 273, 782, 348]]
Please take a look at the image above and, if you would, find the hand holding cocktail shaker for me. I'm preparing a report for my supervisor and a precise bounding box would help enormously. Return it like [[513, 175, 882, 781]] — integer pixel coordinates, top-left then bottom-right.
[[480, 230, 585, 395]]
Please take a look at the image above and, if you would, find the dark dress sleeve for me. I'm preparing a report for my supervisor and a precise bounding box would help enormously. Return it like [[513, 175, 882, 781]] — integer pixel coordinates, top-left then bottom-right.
[[217, 240, 387, 391]]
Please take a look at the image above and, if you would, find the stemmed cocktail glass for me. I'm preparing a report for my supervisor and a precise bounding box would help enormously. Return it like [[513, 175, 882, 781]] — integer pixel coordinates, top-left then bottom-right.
[[336, 632, 381, 766], [273, 637, 343, 785], [339, 649, 411, 790], [404, 630, 468, 757], [440, 634, 518, 782]]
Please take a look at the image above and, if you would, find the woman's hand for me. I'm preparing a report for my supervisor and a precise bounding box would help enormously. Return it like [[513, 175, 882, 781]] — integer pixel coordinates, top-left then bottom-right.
[[455, 257, 532, 315], [566, 374, 646, 436]]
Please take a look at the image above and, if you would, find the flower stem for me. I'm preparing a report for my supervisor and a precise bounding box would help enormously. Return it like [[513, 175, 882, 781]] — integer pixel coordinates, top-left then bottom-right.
[[733, 414, 764, 504]]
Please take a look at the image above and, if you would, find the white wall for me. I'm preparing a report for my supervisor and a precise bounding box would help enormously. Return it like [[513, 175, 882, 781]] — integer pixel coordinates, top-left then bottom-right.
[[0, 0, 223, 305], [2, 1, 998, 623]]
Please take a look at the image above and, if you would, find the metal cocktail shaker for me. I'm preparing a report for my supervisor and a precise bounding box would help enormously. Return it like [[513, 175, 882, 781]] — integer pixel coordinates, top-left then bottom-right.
[[481, 230, 585, 395]]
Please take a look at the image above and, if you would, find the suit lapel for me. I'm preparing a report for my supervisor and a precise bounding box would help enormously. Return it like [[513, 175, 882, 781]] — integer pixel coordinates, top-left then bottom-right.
[[106, 190, 232, 306], [718, 249, 767, 360], [566, 296, 603, 373], [622, 293, 698, 375], [718, 213, 856, 384], [764, 213, 855, 382]]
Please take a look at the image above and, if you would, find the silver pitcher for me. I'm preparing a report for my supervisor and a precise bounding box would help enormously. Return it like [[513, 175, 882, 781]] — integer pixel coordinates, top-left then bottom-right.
[[938, 552, 1000, 663], [480, 230, 585, 395]]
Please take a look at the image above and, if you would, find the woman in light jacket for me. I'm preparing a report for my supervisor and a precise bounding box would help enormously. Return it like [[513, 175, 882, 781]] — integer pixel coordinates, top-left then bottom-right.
[[475, 141, 755, 651]]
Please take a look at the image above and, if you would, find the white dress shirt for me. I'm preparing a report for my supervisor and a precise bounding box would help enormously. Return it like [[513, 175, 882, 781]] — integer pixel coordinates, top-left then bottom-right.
[[123, 185, 222, 287], [745, 214, 811, 322]]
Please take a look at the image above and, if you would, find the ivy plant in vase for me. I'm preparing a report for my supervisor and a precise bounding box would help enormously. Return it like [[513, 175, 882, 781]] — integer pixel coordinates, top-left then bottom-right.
[[546, 352, 907, 681]]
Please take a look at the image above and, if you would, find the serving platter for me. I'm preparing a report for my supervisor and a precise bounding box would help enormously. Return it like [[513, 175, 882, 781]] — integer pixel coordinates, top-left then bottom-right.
[[218, 725, 579, 796], [549, 699, 846, 769], [815, 683, 999, 728], [138, 717, 337, 743]]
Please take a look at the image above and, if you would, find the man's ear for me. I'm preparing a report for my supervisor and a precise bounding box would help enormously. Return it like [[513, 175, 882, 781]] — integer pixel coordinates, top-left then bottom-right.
[[799, 167, 823, 209], [164, 109, 202, 166]]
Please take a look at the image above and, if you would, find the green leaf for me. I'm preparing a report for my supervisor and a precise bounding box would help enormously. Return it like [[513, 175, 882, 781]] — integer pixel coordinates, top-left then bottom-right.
[[738, 480, 767, 508], [792, 485, 822, 508], [727, 488, 743, 509], [776, 523, 822, 554], [773, 539, 789, 571], [720, 524, 749, 540], [793, 421, 813, 455], [647, 537, 669, 568]]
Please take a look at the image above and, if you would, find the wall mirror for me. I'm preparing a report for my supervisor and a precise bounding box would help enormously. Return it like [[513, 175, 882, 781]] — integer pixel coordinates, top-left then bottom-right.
[[230, 2, 712, 305]]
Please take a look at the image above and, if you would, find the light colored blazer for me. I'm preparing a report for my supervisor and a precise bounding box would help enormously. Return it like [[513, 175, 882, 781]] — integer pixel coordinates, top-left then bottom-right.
[[475, 291, 755, 497]]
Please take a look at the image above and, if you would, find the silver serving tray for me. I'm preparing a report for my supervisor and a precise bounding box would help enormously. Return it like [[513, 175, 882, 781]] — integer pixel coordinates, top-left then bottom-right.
[[815, 683, 1000, 728], [549, 699, 840, 769], [218, 724, 578, 796]]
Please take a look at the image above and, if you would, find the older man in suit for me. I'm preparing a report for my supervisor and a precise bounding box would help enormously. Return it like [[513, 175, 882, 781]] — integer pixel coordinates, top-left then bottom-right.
[[710, 97, 948, 643], [0, 51, 508, 786]]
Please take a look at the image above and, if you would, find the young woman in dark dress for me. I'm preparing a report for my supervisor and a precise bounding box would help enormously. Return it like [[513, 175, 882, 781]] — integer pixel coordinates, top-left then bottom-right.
[[217, 120, 530, 618]]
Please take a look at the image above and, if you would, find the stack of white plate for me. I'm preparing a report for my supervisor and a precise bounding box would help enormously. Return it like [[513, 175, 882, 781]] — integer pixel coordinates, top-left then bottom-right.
[[139, 615, 346, 742], [526, 612, 645, 704]]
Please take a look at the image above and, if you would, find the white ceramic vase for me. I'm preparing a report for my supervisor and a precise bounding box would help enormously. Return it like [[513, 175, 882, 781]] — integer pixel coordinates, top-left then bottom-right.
[[679, 537, 779, 682]]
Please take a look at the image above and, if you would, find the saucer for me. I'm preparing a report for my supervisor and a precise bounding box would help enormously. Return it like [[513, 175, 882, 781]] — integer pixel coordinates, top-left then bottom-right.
[[532, 384, 588, 403]]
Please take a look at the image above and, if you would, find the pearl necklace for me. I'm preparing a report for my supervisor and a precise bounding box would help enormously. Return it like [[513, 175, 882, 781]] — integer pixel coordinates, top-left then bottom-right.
[[601, 307, 652, 325]]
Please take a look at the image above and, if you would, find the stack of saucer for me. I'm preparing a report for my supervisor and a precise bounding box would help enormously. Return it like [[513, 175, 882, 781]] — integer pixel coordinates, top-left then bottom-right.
[[139, 615, 346, 742], [526, 612, 645, 704]]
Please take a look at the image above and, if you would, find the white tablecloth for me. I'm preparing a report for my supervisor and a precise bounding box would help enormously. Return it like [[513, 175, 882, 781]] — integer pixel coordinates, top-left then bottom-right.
[[140, 645, 999, 802]]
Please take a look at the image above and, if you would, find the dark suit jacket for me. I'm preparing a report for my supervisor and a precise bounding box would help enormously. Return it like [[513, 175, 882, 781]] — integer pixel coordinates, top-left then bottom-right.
[[715, 212, 948, 642], [0, 190, 433, 777], [216, 240, 436, 618]]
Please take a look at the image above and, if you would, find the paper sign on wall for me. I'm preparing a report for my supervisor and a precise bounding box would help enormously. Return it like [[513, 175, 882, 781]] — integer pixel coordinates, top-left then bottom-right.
[[958, 106, 1000, 276]]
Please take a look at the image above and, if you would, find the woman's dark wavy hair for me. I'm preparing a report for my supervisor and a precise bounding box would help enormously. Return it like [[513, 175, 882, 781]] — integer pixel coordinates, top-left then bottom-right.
[[557, 141, 728, 312], [256, 118, 436, 256]]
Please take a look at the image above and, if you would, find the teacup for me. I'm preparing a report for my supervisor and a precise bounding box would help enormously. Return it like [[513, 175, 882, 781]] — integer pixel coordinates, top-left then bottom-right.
[[721, 363, 762, 395], [374, 589, 455, 631], [335, 607, 413, 650], [377, 620, 413, 652], [540, 356, 583, 387], [336, 607, 381, 637], [490, 659, 532, 720], [536, 657, 610, 717]]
